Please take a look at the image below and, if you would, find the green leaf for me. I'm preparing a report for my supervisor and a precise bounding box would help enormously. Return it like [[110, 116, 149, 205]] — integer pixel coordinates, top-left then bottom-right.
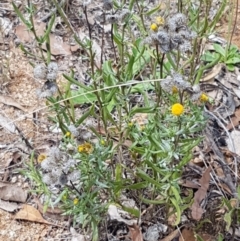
[[217, 234, 224, 241], [229, 45, 238, 53], [170, 197, 181, 225], [71, 89, 97, 104], [140, 196, 166, 204], [132, 14, 147, 35], [195, 234, 205, 241], [130, 107, 155, 115], [126, 54, 135, 79], [129, 0, 136, 10], [91, 221, 99, 241], [226, 64, 235, 71], [237, 185, 240, 199], [131, 82, 154, 93], [145, 5, 162, 16], [144, 159, 167, 177], [201, 52, 218, 62], [124, 182, 148, 190], [175, 153, 192, 169], [12, 2, 31, 27], [63, 74, 92, 90], [102, 61, 116, 76], [121, 205, 140, 217], [43, 14, 55, 41], [136, 169, 163, 188], [226, 57, 240, 64], [170, 185, 181, 202], [213, 43, 225, 57], [106, 96, 117, 112], [115, 164, 122, 183], [75, 105, 94, 126], [43, 200, 50, 213], [224, 210, 233, 231], [113, 31, 122, 46]]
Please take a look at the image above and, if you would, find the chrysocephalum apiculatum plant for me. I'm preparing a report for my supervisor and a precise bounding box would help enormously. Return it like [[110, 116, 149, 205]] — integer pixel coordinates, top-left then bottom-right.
[[14, 0, 228, 239]]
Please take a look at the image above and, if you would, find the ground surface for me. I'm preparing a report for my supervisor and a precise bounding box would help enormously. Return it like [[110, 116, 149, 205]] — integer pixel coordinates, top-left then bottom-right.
[[0, 0, 240, 241]]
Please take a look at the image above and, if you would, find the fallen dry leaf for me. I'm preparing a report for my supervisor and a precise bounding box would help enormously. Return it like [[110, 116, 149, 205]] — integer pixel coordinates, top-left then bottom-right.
[[34, 197, 63, 215], [15, 21, 46, 43], [226, 108, 240, 130], [47, 34, 71, 55], [180, 228, 196, 241], [200, 63, 224, 82], [191, 166, 211, 220], [226, 129, 240, 156], [34, 197, 67, 221], [159, 229, 180, 241], [15, 22, 72, 56], [178, 179, 199, 189], [0, 113, 16, 133], [15, 25, 32, 43], [0, 95, 27, 112], [0, 199, 19, 212], [15, 204, 61, 227], [0, 182, 27, 202], [129, 224, 143, 241], [226, 109, 240, 131]]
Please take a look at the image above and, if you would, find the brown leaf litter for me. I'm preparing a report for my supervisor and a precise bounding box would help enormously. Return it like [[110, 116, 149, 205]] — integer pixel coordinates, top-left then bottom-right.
[[191, 166, 211, 220], [15, 204, 63, 228], [0, 182, 27, 203]]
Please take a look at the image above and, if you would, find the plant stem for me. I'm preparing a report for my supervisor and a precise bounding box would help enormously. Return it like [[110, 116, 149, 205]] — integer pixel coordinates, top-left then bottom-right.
[[83, 6, 92, 40]]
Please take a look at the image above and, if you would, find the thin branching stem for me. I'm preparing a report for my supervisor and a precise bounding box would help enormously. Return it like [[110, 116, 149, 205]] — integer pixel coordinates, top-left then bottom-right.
[[83, 6, 92, 40]]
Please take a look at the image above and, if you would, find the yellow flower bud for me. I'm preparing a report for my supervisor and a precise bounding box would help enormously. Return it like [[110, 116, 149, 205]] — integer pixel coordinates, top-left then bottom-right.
[[65, 132, 71, 137], [73, 198, 79, 205], [150, 23, 158, 32], [200, 93, 209, 102], [172, 86, 178, 94]]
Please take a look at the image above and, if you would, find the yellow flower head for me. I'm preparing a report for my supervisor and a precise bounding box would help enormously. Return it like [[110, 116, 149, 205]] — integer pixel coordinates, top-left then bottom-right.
[[171, 103, 184, 116], [100, 139, 105, 145], [172, 86, 178, 94], [65, 131, 71, 137], [37, 154, 47, 163], [73, 198, 79, 205], [150, 23, 158, 32], [200, 93, 209, 102], [78, 142, 93, 154], [156, 16, 165, 26]]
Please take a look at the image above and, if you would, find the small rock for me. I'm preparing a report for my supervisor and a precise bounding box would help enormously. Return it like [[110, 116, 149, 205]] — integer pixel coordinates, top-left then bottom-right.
[[11, 176, 17, 183], [143, 223, 168, 241]]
